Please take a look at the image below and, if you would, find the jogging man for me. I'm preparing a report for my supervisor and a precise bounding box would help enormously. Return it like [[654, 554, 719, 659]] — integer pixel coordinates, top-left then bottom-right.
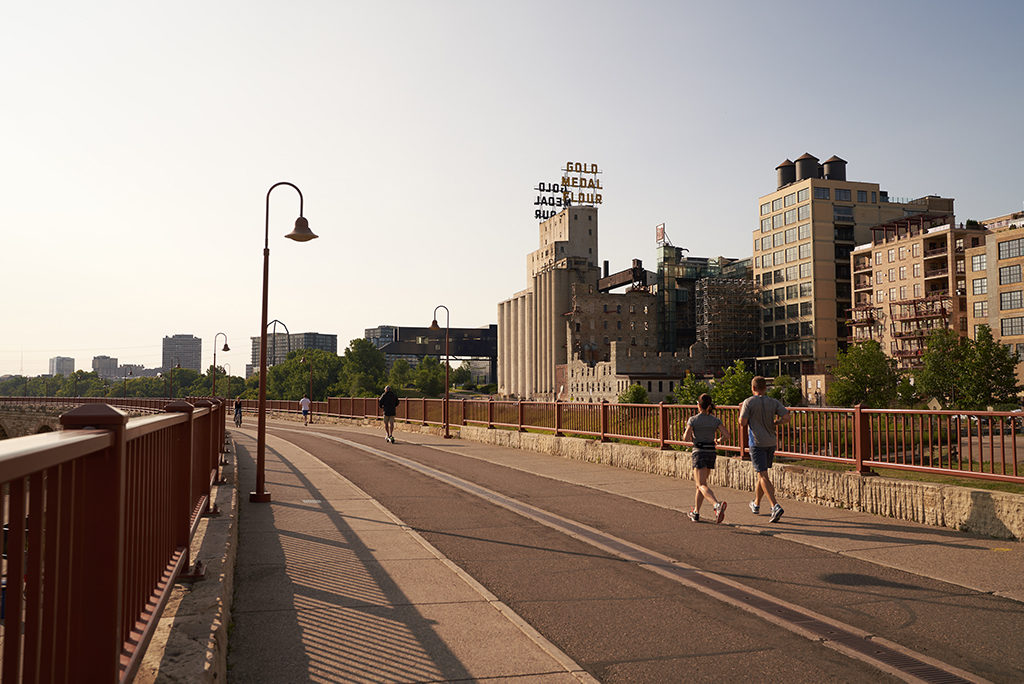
[[299, 395, 312, 425], [378, 385, 399, 443], [739, 376, 790, 523]]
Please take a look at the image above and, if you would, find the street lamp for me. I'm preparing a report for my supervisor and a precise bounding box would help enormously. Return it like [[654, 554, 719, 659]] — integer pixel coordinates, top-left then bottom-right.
[[429, 305, 451, 439], [213, 332, 230, 398], [267, 319, 290, 367], [123, 368, 133, 398], [254, 182, 318, 503], [301, 355, 313, 423], [169, 361, 181, 398]]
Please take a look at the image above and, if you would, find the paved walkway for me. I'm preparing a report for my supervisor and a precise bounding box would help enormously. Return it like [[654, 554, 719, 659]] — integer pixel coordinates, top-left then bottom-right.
[[227, 419, 1024, 682]]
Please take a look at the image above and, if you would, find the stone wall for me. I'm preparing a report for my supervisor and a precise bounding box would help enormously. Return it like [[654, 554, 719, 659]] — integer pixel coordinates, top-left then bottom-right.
[[0, 403, 68, 438]]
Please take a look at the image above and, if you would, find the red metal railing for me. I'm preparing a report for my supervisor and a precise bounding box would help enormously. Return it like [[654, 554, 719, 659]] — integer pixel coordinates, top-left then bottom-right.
[[313, 397, 1024, 484], [0, 398, 225, 682]]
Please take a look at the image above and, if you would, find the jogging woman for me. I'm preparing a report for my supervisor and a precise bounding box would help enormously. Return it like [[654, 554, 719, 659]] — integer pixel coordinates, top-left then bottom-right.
[[682, 393, 732, 523]]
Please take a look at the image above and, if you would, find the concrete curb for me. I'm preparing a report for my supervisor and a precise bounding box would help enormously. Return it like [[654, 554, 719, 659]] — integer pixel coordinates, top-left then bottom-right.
[[136, 444, 238, 683]]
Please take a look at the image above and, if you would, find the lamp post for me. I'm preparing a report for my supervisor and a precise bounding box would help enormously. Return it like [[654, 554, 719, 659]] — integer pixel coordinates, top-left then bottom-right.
[[254, 182, 318, 503], [213, 332, 230, 398], [123, 368, 132, 398], [169, 361, 180, 398], [429, 305, 451, 439], [267, 319, 290, 367]]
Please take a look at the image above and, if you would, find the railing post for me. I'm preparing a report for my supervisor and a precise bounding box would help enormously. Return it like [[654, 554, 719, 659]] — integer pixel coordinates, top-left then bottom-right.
[[659, 401, 669, 450], [853, 403, 875, 475], [518, 400, 524, 432], [554, 400, 563, 437], [422, 397, 428, 426], [59, 404, 129, 682], [487, 397, 494, 429], [600, 400, 609, 442], [460, 398, 466, 426]]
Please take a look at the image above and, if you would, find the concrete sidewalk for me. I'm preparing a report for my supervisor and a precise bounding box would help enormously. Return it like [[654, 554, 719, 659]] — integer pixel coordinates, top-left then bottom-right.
[[228, 427, 597, 683]]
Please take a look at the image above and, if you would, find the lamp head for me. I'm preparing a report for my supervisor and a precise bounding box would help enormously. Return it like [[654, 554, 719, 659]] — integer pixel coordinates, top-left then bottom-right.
[[429, 319, 440, 331], [285, 216, 318, 242], [222, 343, 230, 352]]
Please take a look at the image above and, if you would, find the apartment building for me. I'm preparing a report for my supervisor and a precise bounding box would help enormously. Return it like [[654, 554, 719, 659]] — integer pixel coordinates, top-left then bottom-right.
[[966, 210, 1024, 380], [246, 331, 339, 377], [49, 356, 75, 377], [850, 216, 985, 369], [753, 153, 954, 379]]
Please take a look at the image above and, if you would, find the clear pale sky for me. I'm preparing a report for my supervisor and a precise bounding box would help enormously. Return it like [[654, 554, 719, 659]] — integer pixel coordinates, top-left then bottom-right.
[[2, 1, 1022, 378]]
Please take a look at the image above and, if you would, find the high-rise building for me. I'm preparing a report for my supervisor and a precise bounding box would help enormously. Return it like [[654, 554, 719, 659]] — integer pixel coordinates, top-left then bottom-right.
[[92, 355, 119, 379], [498, 206, 601, 399], [49, 356, 75, 377], [247, 332, 338, 376], [162, 334, 202, 372], [753, 154, 954, 377]]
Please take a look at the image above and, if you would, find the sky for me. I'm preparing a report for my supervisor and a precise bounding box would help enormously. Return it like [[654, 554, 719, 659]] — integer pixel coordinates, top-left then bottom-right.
[[2, 0, 1022, 378]]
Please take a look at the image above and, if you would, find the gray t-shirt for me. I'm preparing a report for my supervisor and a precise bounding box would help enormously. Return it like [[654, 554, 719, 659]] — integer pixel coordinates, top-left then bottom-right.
[[739, 394, 788, 448], [687, 413, 721, 453]]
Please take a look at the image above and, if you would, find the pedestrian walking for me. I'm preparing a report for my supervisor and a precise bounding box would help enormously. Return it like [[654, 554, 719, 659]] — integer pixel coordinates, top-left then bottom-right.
[[682, 393, 731, 523], [233, 398, 243, 427], [739, 376, 790, 523], [378, 385, 399, 443], [299, 395, 312, 425]]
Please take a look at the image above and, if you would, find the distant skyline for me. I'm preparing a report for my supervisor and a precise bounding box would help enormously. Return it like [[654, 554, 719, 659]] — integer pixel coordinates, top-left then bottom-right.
[[3, 1, 1023, 377]]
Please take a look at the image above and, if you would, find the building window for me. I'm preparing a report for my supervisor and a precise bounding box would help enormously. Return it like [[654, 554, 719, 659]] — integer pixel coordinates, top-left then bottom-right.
[[899, 266, 906, 280], [798, 223, 810, 239], [889, 287, 896, 301], [1001, 317, 1024, 336], [974, 301, 989, 318], [800, 282, 812, 297], [874, 251, 884, 265], [785, 227, 798, 243], [814, 187, 830, 200], [914, 283, 922, 297], [912, 243, 920, 257], [998, 237, 1024, 260], [836, 188, 851, 201], [773, 198, 783, 211], [913, 263, 921, 278], [973, 278, 987, 295], [1000, 291, 1024, 310], [797, 204, 810, 220], [760, 202, 770, 215], [784, 193, 796, 207], [800, 262, 812, 278], [834, 206, 854, 222], [774, 232, 785, 247], [888, 268, 896, 281], [972, 254, 987, 271], [786, 246, 798, 262], [786, 284, 798, 298], [773, 213, 785, 229], [798, 188, 809, 202], [888, 249, 895, 262], [999, 264, 1021, 285], [799, 243, 811, 259], [785, 209, 797, 225], [786, 265, 798, 280], [898, 246, 906, 260], [871, 191, 877, 203], [799, 302, 813, 316], [899, 286, 907, 299], [857, 190, 867, 202], [761, 218, 771, 232]]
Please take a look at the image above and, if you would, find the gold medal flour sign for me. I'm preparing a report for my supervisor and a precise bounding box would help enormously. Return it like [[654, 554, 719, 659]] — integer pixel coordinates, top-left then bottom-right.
[[532, 161, 604, 221]]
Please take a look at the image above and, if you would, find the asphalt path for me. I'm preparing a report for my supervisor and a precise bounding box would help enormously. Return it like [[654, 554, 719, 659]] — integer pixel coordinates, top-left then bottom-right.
[[272, 424, 1022, 683]]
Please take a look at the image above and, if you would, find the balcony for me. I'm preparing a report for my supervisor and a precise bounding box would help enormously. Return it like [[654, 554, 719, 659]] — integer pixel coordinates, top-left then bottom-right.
[[923, 267, 949, 279], [923, 246, 948, 258]]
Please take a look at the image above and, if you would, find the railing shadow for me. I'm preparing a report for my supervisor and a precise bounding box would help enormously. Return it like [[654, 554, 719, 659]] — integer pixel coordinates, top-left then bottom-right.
[[229, 434, 474, 682]]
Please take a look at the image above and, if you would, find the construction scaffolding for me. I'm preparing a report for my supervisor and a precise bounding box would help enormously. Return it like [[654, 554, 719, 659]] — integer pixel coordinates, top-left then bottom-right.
[[696, 277, 759, 372]]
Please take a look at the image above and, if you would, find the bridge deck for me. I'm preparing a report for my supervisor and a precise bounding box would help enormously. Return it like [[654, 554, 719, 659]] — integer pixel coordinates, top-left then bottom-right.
[[216, 418, 1024, 682]]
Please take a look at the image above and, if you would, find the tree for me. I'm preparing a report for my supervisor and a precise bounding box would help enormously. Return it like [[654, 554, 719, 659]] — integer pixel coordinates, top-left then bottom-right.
[[674, 372, 711, 405], [827, 340, 899, 408], [963, 326, 1021, 408], [414, 356, 445, 397], [711, 360, 754, 406], [340, 339, 386, 397], [388, 358, 413, 388], [450, 361, 472, 387], [618, 383, 649, 404], [768, 375, 803, 406]]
